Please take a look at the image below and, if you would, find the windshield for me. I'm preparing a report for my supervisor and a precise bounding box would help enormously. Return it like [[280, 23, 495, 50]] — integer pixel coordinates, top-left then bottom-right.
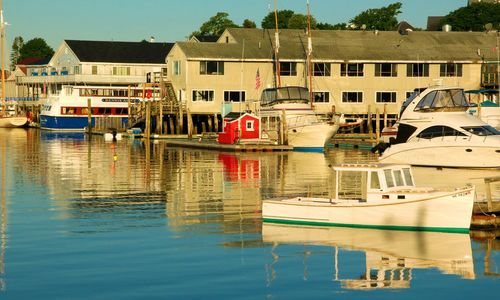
[[461, 125, 500, 136], [415, 89, 469, 111]]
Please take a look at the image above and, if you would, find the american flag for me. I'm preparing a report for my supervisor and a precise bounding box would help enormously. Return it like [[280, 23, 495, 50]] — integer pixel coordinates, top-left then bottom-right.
[[255, 68, 261, 90]]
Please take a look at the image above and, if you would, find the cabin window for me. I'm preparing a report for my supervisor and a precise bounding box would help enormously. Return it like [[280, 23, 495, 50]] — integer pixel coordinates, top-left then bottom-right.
[[406, 63, 429, 77], [313, 91, 329, 103], [313, 63, 331, 76], [200, 61, 224, 75], [370, 172, 380, 190], [279, 62, 297, 76], [192, 90, 214, 102], [393, 170, 404, 186], [461, 125, 500, 136], [341, 63, 364, 77], [403, 168, 413, 186], [417, 126, 466, 139], [246, 120, 255, 131], [384, 169, 395, 188], [440, 63, 462, 77], [342, 91, 363, 103], [376, 92, 397, 103], [224, 91, 246, 102], [375, 63, 397, 77]]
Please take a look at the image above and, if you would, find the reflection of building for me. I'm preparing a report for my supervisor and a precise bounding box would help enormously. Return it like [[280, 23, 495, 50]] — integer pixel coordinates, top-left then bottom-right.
[[263, 224, 475, 289]]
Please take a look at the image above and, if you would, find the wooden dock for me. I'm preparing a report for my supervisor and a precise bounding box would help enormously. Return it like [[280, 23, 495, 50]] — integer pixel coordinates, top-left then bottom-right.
[[329, 133, 377, 150]]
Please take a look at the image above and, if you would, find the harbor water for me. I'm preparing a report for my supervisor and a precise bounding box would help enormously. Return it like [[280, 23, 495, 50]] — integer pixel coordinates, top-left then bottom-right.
[[0, 128, 498, 299]]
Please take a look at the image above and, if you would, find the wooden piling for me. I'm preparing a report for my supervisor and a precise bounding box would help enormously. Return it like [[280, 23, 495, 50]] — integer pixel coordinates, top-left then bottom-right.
[[145, 100, 151, 139], [367, 105, 372, 136], [375, 108, 380, 144], [87, 98, 92, 134], [127, 85, 131, 128], [383, 104, 388, 129], [187, 109, 192, 139]]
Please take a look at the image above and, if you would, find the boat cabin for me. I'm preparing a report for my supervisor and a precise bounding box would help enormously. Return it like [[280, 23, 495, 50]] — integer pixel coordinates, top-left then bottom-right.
[[260, 86, 310, 106], [218, 112, 261, 144], [334, 164, 419, 203]]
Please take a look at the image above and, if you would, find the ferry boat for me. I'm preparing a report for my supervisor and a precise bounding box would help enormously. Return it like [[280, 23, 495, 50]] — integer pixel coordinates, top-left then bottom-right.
[[40, 85, 151, 131]]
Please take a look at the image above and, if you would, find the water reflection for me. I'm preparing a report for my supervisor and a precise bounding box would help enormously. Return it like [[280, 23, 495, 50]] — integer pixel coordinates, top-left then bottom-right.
[[1, 131, 6, 291], [262, 223, 475, 289]]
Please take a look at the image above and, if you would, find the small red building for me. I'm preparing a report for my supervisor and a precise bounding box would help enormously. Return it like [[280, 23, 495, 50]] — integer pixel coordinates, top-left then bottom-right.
[[218, 112, 261, 144]]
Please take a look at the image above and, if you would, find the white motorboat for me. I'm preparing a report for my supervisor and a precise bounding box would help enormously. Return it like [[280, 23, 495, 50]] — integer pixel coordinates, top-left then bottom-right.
[[376, 86, 500, 168], [258, 86, 339, 152], [262, 163, 475, 233], [0, 116, 28, 128]]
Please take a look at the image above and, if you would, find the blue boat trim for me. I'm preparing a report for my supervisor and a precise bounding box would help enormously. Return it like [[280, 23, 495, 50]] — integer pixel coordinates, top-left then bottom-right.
[[40, 115, 128, 131], [293, 147, 325, 153], [262, 218, 470, 234]]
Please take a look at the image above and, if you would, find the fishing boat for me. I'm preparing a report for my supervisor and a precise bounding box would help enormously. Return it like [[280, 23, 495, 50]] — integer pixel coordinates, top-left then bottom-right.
[[376, 85, 500, 168], [262, 224, 475, 289], [262, 163, 475, 233], [258, 86, 339, 151], [40, 85, 149, 131]]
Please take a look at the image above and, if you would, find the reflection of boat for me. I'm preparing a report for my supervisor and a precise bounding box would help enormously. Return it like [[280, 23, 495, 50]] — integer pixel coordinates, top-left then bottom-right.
[[259, 86, 339, 151], [262, 163, 475, 233], [377, 86, 500, 168], [262, 223, 475, 290]]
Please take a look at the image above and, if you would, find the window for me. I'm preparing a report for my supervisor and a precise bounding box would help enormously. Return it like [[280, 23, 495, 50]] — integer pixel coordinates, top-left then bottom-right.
[[406, 63, 429, 77], [313, 91, 329, 103], [440, 63, 462, 77], [192, 90, 214, 101], [113, 67, 130, 76], [403, 168, 413, 186], [173, 61, 181, 75], [341, 63, 364, 76], [376, 92, 397, 103], [73, 66, 80, 75], [313, 63, 331, 76], [370, 172, 380, 190], [375, 63, 397, 77], [342, 91, 363, 103], [224, 91, 245, 102], [246, 120, 255, 131], [279, 62, 297, 76], [91, 66, 98, 75], [416, 126, 466, 139], [393, 170, 404, 186], [384, 169, 395, 188], [200, 61, 224, 75]]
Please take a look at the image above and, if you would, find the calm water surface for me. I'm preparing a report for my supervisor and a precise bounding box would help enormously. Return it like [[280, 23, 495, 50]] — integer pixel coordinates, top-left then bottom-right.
[[0, 128, 498, 299]]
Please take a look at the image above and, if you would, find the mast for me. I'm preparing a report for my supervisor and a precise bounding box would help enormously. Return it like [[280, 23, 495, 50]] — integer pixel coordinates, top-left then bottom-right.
[[306, 0, 313, 108], [274, 0, 281, 88], [0, 0, 5, 116]]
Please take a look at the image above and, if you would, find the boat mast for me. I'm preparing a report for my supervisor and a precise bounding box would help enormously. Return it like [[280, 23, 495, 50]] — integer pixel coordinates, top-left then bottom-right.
[[274, 0, 281, 88], [0, 0, 5, 116], [306, 0, 313, 108]]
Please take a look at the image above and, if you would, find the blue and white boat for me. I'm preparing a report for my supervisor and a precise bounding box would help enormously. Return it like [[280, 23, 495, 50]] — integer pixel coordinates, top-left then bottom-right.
[[40, 85, 147, 131]]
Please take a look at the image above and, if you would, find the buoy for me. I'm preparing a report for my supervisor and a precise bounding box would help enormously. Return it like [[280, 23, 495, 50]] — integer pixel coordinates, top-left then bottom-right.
[[113, 154, 118, 161]]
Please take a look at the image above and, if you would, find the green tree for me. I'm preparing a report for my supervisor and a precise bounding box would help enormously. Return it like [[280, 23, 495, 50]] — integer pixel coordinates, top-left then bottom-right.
[[349, 2, 402, 30], [316, 22, 337, 30], [261, 9, 295, 29], [19, 38, 54, 62], [242, 19, 257, 28], [192, 12, 238, 37], [10, 36, 24, 69], [287, 13, 317, 29], [440, 3, 500, 31]]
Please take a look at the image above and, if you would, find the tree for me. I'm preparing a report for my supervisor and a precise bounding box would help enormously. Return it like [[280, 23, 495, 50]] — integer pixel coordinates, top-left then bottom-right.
[[440, 3, 500, 31], [242, 19, 256, 28], [287, 13, 317, 29], [19, 38, 54, 62], [192, 12, 238, 37], [316, 22, 337, 30], [10, 36, 24, 69], [349, 2, 402, 30], [261, 10, 295, 29]]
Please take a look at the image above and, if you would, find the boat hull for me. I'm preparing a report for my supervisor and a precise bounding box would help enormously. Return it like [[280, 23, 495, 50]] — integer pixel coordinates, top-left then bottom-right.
[[0, 116, 28, 128], [40, 115, 127, 131], [288, 123, 338, 151], [262, 187, 475, 233]]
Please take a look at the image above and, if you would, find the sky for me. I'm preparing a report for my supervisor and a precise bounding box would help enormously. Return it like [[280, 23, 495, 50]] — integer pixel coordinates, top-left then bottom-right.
[[3, 0, 467, 66]]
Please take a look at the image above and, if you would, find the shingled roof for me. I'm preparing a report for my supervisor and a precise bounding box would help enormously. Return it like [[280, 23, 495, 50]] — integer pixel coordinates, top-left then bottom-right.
[[176, 28, 498, 62], [65, 40, 174, 64]]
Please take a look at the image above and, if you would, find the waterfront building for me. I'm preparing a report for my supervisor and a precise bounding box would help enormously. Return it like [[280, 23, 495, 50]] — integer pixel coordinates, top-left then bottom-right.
[[166, 28, 499, 123]]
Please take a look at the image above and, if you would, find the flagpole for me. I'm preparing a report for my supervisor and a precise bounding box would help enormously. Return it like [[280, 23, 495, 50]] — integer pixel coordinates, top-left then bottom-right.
[[307, 0, 313, 108], [274, 0, 281, 88], [0, 0, 6, 116]]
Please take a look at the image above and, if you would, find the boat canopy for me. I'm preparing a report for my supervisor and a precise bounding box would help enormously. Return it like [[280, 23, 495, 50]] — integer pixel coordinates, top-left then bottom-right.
[[414, 88, 469, 111], [260, 86, 310, 106]]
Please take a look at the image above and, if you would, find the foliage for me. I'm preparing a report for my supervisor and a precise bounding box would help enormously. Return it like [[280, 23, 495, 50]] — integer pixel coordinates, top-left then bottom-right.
[[18, 38, 54, 62], [440, 3, 500, 31], [191, 12, 238, 37], [349, 2, 402, 30], [10, 36, 24, 69], [288, 13, 317, 29], [242, 19, 257, 28], [261, 10, 295, 29]]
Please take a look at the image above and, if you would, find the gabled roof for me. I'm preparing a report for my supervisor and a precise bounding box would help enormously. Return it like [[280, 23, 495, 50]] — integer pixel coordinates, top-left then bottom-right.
[[191, 35, 219, 43], [65, 40, 174, 64], [17, 56, 51, 66]]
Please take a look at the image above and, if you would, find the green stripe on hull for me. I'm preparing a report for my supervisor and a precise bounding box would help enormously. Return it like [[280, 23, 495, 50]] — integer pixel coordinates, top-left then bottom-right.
[[262, 218, 470, 234]]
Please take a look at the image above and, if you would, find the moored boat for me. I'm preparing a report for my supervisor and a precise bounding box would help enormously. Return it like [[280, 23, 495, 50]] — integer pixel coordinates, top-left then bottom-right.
[[262, 163, 475, 233]]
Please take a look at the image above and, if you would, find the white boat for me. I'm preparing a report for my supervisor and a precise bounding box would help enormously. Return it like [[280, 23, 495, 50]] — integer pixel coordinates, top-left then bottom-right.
[[262, 224, 475, 289], [262, 163, 475, 233], [376, 86, 500, 168], [0, 116, 28, 128], [258, 86, 339, 151], [40, 85, 147, 131]]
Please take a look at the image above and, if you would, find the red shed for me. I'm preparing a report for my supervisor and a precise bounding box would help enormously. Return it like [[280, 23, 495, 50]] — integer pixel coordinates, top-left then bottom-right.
[[218, 112, 261, 144]]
